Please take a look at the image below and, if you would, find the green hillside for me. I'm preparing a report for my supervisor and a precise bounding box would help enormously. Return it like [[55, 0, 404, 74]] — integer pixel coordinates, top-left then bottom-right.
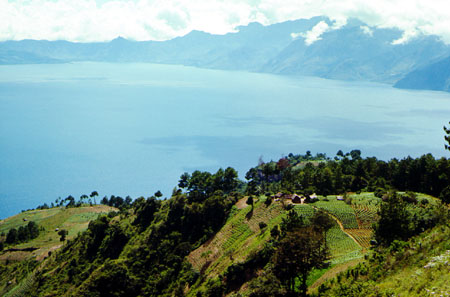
[[0, 152, 448, 297], [0, 205, 116, 296]]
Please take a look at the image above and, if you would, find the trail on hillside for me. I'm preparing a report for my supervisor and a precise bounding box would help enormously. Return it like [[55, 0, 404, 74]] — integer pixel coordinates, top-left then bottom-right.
[[311, 206, 362, 248]]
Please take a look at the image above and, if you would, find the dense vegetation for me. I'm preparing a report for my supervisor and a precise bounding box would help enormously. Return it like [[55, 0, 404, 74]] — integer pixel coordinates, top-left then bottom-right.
[[4, 221, 40, 246], [0, 148, 449, 296], [245, 150, 450, 204]]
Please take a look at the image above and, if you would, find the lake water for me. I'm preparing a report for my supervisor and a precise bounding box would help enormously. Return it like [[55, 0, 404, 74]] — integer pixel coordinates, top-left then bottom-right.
[[1, 62, 449, 219]]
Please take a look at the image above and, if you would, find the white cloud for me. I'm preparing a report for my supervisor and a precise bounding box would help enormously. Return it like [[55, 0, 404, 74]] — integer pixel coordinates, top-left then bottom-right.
[[292, 18, 346, 45], [298, 21, 330, 45], [360, 25, 373, 36], [392, 29, 419, 44], [1, 0, 450, 43]]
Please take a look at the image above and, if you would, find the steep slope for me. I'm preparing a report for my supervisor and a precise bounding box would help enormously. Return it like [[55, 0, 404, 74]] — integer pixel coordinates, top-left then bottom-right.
[[315, 221, 450, 297], [262, 19, 450, 83]]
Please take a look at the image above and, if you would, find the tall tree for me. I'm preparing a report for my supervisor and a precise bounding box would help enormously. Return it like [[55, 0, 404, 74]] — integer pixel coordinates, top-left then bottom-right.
[[272, 227, 328, 297], [445, 121, 450, 151], [374, 192, 411, 245]]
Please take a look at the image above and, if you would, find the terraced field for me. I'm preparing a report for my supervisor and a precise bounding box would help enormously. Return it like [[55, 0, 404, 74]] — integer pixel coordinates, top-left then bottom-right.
[[314, 200, 359, 229], [187, 198, 285, 277], [326, 222, 361, 259], [293, 204, 316, 222], [352, 204, 378, 229], [345, 228, 372, 248]]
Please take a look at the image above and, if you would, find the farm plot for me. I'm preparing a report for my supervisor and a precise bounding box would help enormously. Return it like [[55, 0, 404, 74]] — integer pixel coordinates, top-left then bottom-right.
[[326, 221, 361, 259], [349, 192, 381, 207], [294, 204, 316, 222], [351, 204, 378, 229], [345, 229, 373, 249], [187, 199, 285, 277], [314, 200, 359, 229]]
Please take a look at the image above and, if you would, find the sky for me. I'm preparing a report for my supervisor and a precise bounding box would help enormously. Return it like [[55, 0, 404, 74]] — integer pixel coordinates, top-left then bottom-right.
[[1, 0, 450, 43]]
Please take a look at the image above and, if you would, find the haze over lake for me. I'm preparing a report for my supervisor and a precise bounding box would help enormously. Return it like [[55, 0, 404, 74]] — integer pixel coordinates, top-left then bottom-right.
[[1, 62, 449, 219]]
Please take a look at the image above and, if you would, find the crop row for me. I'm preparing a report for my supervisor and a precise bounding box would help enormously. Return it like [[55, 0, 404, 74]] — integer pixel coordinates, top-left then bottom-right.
[[315, 200, 359, 229], [326, 224, 361, 258], [293, 204, 316, 222], [345, 228, 373, 249], [352, 204, 378, 229]]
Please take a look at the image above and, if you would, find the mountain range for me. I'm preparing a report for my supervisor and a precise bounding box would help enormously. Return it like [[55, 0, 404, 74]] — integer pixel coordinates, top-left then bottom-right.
[[1, 16, 450, 92]]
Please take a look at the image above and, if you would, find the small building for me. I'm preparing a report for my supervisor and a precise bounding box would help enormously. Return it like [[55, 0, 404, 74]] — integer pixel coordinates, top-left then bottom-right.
[[336, 196, 344, 201], [291, 194, 301, 204]]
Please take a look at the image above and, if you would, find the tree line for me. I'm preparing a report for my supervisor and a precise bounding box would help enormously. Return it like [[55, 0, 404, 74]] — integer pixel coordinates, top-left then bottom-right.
[[245, 151, 450, 204], [2, 221, 40, 246]]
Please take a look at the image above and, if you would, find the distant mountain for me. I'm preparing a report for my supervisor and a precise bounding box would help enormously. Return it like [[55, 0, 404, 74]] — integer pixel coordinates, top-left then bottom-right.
[[1, 16, 450, 89], [0, 49, 63, 64], [262, 18, 450, 83], [394, 55, 450, 92], [0, 17, 322, 70]]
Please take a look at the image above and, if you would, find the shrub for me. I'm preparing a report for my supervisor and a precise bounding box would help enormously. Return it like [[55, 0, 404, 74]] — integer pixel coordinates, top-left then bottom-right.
[[259, 222, 267, 230]]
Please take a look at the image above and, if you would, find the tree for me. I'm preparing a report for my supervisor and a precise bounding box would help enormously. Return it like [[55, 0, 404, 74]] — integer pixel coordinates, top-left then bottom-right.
[[6, 228, 18, 244], [280, 210, 304, 237], [445, 121, 450, 151], [58, 229, 68, 242], [311, 209, 334, 243], [80, 194, 89, 205], [272, 227, 328, 297], [27, 221, 39, 239], [90, 191, 99, 204], [154, 191, 163, 198], [246, 196, 254, 210], [178, 172, 190, 188], [440, 185, 450, 204], [65, 195, 75, 207], [374, 192, 411, 245]]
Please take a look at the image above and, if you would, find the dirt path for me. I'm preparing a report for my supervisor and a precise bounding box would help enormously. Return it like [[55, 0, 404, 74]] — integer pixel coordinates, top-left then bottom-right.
[[235, 197, 250, 209], [311, 206, 362, 248]]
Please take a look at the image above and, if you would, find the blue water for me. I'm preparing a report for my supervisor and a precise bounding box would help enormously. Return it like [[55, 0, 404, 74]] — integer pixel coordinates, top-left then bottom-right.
[[1, 62, 449, 219]]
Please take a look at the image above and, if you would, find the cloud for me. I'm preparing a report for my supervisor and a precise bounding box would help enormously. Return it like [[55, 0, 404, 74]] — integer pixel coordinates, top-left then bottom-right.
[[360, 25, 373, 36], [292, 18, 346, 45], [1, 0, 450, 43], [297, 21, 330, 45], [392, 29, 419, 44]]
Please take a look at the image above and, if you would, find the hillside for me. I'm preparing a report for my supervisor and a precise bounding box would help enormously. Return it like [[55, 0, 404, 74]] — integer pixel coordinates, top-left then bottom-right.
[[314, 221, 450, 296], [0, 205, 116, 296], [0, 152, 449, 296], [0, 205, 115, 261], [394, 55, 450, 92]]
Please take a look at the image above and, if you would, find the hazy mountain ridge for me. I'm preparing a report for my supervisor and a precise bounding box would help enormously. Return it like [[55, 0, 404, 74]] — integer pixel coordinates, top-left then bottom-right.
[[394, 55, 450, 91], [1, 16, 450, 90]]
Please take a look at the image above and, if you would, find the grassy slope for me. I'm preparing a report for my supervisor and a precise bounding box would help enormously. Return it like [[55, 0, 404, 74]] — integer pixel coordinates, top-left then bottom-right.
[[0, 205, 115, 261], [187, 195, 372, 295], [187, 192, 443, 295], [315, 223, 450, 297], [0, 205, 116, 296]]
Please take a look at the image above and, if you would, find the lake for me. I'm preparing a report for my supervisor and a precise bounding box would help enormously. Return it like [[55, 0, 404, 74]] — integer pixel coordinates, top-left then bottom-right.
[[1, 62, 449, 219]]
